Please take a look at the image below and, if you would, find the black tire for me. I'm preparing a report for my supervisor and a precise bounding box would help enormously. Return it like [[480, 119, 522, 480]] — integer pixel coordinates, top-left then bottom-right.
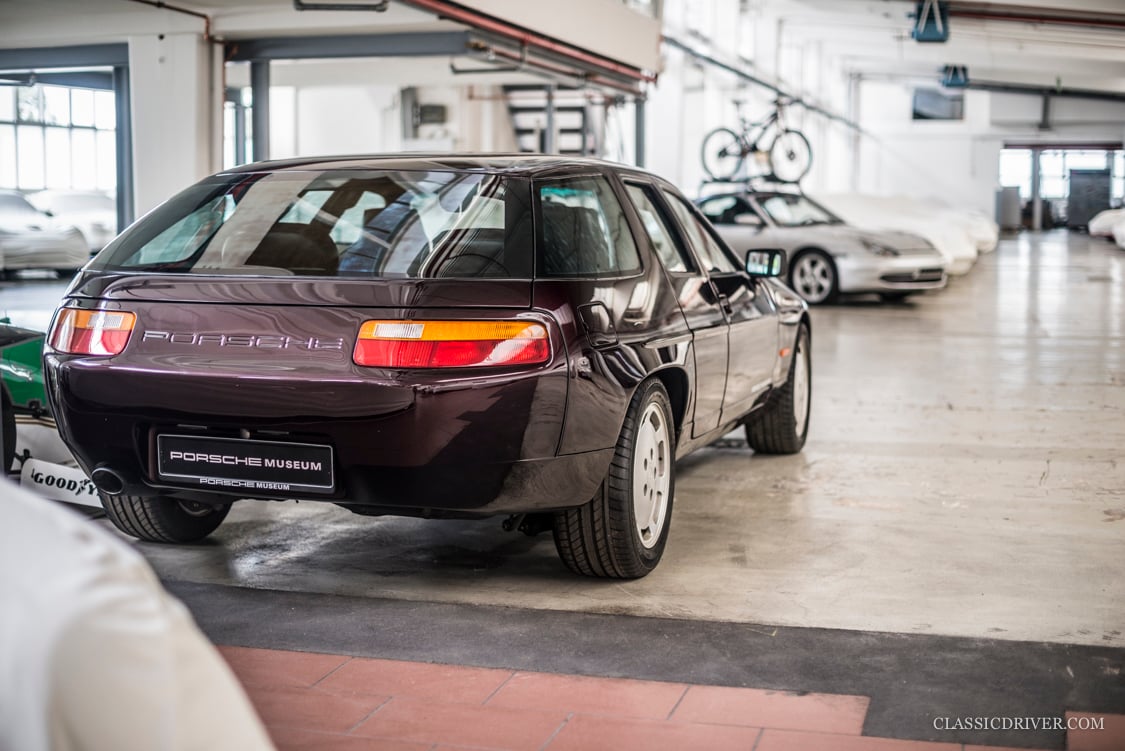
[[767, 128, 813, 183], [101, 493, 231, 543], [879, 292, 913, 303], [788, 249, 838, 305], [701, 126, 746, 181], [746, 323, 811, 455], [553, 379, 675, 579], [1, 386, 15, 474]]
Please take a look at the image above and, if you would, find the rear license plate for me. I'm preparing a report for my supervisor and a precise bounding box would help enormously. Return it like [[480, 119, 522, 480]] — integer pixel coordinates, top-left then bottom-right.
[[156, 434, 334, 495]]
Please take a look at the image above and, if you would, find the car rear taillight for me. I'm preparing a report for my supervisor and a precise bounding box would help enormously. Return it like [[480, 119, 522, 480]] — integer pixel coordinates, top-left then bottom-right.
[[48, 308, 136, 356], [353, 320, 550, 368]]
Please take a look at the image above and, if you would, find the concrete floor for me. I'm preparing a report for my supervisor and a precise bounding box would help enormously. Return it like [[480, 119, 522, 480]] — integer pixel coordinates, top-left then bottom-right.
[[27, 229, 1108, 649], [7, 230, 1124, 748]]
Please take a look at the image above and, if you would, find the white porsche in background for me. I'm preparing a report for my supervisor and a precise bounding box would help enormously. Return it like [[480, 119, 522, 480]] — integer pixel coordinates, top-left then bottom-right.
[[699, 190, 948, 305]]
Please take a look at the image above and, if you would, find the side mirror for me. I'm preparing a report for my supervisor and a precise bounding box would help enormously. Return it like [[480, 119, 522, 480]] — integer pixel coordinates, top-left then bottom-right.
[[745, 249, 786, 277], [733, 213, 762, 227]]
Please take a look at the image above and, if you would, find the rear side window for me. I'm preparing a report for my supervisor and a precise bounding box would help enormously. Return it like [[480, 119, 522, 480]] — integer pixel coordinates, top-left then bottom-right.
[[91, 170, 534, 279], [624, 183, 693, 273], [537, 175, 641, 277]]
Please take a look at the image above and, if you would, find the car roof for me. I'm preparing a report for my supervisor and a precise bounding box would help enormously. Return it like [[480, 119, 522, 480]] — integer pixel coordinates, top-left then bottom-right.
[[221, 153, 664, 181]]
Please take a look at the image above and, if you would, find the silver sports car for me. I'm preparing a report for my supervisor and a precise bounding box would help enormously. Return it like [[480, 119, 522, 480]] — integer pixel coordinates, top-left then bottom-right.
[[698, 190, 948, 304]]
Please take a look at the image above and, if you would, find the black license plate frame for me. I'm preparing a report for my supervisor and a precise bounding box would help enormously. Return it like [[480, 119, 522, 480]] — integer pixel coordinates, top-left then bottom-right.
[[155, 434, 335, 495]]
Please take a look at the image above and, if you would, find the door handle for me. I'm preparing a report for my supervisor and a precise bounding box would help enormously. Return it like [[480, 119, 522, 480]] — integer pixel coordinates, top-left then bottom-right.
[[718, 294, 733, 316]]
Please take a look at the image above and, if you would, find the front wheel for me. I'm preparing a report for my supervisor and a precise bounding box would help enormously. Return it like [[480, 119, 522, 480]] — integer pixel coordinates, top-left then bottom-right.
[[746, 323, 811, 454], [768, 129, 813, 183], [101, 493, 231, 543], [553, 379, 675, 578], [789, 249, 838, 305], [701, 127, 746, 181]]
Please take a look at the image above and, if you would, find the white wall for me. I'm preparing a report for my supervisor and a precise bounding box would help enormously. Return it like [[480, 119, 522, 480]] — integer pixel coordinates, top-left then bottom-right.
[[128, 33, 218, 215], [854, 80, 1125, 213]]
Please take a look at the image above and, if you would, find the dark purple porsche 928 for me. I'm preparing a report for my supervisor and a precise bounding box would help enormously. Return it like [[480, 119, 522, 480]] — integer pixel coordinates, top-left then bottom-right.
[[44, 155, 810, 578]]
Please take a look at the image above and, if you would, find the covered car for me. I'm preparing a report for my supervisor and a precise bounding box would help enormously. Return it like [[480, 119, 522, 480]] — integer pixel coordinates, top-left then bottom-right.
[[0, 191, 89, 276], [28, 190, 117, 253], [810, 192, 980, 275]]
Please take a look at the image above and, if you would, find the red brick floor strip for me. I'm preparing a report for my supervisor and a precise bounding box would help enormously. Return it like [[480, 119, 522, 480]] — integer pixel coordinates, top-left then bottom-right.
[[222, 647, 1060, 751]]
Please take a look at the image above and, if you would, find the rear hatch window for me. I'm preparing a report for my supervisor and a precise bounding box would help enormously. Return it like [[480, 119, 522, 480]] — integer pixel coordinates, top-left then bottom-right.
[[91, 170, 533, 279]]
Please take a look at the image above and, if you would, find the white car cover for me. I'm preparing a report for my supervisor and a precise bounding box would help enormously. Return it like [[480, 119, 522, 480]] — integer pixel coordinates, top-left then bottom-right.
[[1089, 208, 1125, 238], [0, 480, 275, 751], [811, 193, 982, 275]]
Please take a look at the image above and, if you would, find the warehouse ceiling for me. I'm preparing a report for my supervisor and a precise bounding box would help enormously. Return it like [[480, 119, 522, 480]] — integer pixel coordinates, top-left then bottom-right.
[[776, 0, 1125, 91]]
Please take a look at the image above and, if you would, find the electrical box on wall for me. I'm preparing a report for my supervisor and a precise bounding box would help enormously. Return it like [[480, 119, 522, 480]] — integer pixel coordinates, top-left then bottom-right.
[[417, 104, 448, 125]]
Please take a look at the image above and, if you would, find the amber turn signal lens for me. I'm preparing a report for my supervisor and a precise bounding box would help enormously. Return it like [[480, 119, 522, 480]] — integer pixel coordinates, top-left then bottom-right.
[[48, 308, 136, 356], [354, 320, 550, 368]]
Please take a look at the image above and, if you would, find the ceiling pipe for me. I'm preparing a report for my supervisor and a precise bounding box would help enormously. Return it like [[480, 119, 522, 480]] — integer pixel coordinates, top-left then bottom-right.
[[123, 0, 213, 41], [948, 3, 1125, 32], [394, 0, 655, 86]]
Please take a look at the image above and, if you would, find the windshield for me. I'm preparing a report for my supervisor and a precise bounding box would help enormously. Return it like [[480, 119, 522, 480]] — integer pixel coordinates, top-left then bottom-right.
[[91, 170, 533, 279], [757, 194, 842, 227]]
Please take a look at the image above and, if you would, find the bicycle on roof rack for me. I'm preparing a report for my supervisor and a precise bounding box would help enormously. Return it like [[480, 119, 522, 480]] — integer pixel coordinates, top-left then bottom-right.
[[700, 97, 813, 184]]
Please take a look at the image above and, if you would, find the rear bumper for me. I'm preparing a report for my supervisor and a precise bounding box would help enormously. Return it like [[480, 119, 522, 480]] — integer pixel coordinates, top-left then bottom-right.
[[44, 353, 598, 514]]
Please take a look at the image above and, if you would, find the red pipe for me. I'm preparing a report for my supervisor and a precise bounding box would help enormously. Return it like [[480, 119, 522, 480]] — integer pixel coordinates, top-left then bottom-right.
[[949, 6, 1125, 31], [398, 0, 656, 83]]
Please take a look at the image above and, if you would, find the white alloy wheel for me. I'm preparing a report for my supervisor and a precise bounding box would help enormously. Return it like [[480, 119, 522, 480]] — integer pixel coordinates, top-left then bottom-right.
[[632, 401, 671, 549], [791, 335, 810, 437], [791, 252, 836, 304]]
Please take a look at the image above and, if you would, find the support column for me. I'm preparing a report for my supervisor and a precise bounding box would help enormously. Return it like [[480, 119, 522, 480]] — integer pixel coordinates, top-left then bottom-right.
[[634, 97, 646, 168], [128, 33, 214, 216], [543, 84, 556, 154], [233, 96, 247, 166], [1031, 147, 1043, 231], [112, 65, 133, 231], [250, 60, 271, 162]]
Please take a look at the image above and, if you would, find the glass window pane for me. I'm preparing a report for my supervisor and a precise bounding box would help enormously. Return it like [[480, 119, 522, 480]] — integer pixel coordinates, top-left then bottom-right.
[[1040, 176, 1066, 199], [16, 125, 45, 189], [538, 176, 641, 277], [71, 88, 96, 127], [95, 130, 116, 192], [43, 86, 70, 125], [18, 87, 44, 123], [0, 125, 16, 188], [94, 91, 116, 130], [624, 183, 692, 272], [45, 127, 71, 188], [663, 191, 738, 273], [0, 89, 15, 122], [72, 128, 97, 190]]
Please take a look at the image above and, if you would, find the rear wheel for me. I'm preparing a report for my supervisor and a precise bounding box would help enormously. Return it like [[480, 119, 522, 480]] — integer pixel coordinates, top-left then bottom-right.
[[553, 379, 675, 579], [746, 323, 811, 455], [101, 493, 231, 543], [768, 129, 813, 183]]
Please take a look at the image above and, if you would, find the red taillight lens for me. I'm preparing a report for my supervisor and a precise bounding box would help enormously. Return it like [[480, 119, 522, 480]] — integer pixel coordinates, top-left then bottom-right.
[[48, 308, 136, 356], [353, 320, 550, 368]]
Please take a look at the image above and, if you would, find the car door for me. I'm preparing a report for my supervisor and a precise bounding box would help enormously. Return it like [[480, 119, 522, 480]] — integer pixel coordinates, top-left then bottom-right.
[[623, 181, 728, 438], [662, 191, 779, 424]]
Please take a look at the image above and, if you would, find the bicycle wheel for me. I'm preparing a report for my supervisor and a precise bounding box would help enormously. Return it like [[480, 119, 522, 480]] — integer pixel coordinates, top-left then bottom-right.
[[701, 127, 746, 181], [768, 129, 813, 183]]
